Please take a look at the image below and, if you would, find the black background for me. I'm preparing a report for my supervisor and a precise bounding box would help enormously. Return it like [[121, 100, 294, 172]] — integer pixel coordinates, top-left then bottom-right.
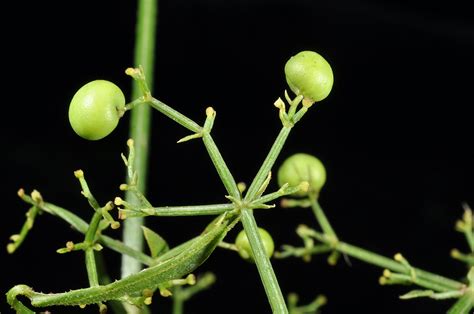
[[2, 1, 474, 313]]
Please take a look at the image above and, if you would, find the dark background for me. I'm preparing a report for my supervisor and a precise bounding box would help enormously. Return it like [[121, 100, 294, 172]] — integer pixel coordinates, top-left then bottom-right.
[[2, 0, 474, 313]]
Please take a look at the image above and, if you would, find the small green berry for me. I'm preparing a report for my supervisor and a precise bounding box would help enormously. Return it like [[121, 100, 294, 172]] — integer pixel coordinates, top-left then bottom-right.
[[284, 51, 334, 103], [68, 80, 125, 140], [235, 228, 275, 263], [277, 153, 326, 197]]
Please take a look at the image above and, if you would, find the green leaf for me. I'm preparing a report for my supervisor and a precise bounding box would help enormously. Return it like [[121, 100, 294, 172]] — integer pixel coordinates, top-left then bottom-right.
[[142, 226, 168, 258]]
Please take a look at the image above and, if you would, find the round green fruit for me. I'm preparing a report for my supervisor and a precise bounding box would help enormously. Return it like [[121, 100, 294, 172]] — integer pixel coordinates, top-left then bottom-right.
[[284, 51, 334, 103], [68, 80, 125, 140], [235, 228, 275, 262], [277, 153, 327, 197]]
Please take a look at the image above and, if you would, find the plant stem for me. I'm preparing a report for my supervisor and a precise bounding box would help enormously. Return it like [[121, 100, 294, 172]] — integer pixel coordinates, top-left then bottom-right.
[[122, 0, 157, 283], [311, 198, 338, 241], [149, 98, 202, 133], [19, 194, 156, 266], [240, 208, 288, 313], [172, 287, 184, 314], [447, 292, 474, 314], [244, 127, 292, 202], [201, 108, 241, 199], [84, 211, 103, 287], [123, 203, 235, 218], [202, 132, 241, 199], [305, 199, 464, 291], [307, 229, 464, 292]]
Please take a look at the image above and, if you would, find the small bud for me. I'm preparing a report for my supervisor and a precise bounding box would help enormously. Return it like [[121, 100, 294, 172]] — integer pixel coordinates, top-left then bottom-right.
[[237, 182, 247, 194], [327, 251, 339, 266], [450, 248, 461, 258], [31, 190, 43, 204], [205, 107, 215, 118], [186, 274, 196, 285], [144, 297, 152, 305], [104, 201, 114, 211], [119, 184, 128, 191], [93, 244, 104, 251], [7, 243, 15, 254], [159, 288, 172, 297], [111, 221, 121, 229], [383, 269, 392, 278], [273, 97, 285, 109], [66, 241, 75, 251], [316, 295, 328, 306], [9, 234, 20, 241], [114, 197, 124, 206], [394, 253, 404, 262], [17, 188, 25, 198], [74, 169, 84, 179], [287, 292, 299, 305], [125, 68, 141, 78], [127, 138, 134, 148]]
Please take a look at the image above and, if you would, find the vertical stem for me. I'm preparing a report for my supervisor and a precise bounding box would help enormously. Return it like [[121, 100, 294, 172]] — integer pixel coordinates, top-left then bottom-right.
[[122, 0, 157, 280], [172, 288, 184, 314], [84, 211, 103, 287], [240, 209, 288, 313]]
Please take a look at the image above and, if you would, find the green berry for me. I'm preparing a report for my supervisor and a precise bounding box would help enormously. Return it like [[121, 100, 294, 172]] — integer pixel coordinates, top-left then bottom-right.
[[68, 80, 125, 140], [284, 51, 334, 103], [235, 228, 275, 262], [277, 153, 326, 197]]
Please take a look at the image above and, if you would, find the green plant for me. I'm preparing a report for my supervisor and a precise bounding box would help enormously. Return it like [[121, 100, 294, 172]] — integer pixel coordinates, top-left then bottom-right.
[[5, 1, 472, 314]]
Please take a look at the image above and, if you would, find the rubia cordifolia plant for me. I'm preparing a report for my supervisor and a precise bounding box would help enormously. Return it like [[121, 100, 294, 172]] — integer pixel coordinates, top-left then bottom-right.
[[5, 1, 472, 313], [6, 51, 330, 313]]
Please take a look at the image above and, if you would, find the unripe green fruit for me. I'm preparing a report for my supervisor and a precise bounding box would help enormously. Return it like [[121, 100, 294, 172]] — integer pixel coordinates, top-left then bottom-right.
[[68, 80, 125, 140], [235, 228, 275, 262], [277, 153, 326, 197], [284, 51, 334, 103]]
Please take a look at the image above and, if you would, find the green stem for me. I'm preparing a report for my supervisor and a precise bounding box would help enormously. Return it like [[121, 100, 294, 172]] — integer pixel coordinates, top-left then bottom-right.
[[253, 184, 303, 206], [308, 229, 464, 292], [447, 292, 474, 314], [202, 132, 240, 199], [149, 98, 202, 133], [172, 287, 184, 314], [122, 0, 157, 281], [84, 211, 103, 287], [19, 195, 155, 266], [201, 108, 241, 199], [122, 203, 235, 218], [240, 208, 288, 313], [311, 198, 338, 241], [244, 127, 292, 202]]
